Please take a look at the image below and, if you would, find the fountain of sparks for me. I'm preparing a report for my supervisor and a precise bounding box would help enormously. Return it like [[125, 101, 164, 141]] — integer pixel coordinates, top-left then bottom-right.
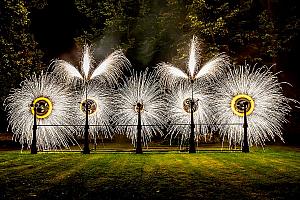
[[112, 69, 166, 153], [157, 35, 230, 153], [4, 72, 78, 151], [166, 82, 215, 149], [73, 82, 113, 150], [211, 63, 298, 149], [52, 44, 130, 154]]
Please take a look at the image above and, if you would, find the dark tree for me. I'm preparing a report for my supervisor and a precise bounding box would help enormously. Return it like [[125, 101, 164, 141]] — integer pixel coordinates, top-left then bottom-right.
[[0, 0, 45, 131]]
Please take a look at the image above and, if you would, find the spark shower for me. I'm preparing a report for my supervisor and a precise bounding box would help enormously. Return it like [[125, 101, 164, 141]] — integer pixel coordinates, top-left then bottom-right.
[[4, 36, 297, 151]]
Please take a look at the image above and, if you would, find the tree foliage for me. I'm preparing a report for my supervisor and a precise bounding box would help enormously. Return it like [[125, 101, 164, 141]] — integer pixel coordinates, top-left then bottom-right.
[[73, 0, 298, 69], [0, 0, 45, 131]]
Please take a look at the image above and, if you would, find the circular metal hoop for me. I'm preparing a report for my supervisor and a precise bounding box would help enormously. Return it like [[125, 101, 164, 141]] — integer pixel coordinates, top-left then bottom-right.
[[231, 94, 254, 117], [31, 97, 53, 119], [80, 98, 98, 115]]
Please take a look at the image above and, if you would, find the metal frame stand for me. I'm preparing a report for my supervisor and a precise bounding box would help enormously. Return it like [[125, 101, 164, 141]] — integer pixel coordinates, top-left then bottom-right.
[[242, 102, 249, 153], [136, 103, 143, 154]]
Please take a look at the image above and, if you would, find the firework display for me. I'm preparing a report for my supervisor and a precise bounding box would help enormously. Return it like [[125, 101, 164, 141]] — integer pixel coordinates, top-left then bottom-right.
[[157, 36, 230, 87], [72, 82, 113, 138], [3, 39, 298, 151], [211, 64, 296, 147], [4, 72, 78, 150], [166, 81, 215, 145], [52, 44, 130, 84], [157, 36, 229, 145], [112, 69, 166, 145]]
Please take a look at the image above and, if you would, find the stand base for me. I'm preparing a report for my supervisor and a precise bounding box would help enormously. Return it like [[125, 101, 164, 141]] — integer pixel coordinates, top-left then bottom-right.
[[31, 147, 37, 154], [189, 147, 196, 153], [242, 146, 249, 153], [82, 146, 90, 154], [136, 148, 143, 154]]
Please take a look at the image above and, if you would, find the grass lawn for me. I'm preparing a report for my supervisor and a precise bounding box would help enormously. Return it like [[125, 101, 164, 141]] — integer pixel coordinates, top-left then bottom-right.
[[0, 146, 299, 200]]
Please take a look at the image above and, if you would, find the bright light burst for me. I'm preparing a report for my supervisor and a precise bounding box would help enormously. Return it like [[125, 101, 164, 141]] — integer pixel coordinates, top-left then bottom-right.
[[212, 63, 297, 147], [166, 81, 215, 145], [72, 81, 113, 138], [157, 35, 230, 86], [112, 69, 166, 145], [52, 44, 130, 84], [157, 35, 229, 145], [4, 72, 78, 150]]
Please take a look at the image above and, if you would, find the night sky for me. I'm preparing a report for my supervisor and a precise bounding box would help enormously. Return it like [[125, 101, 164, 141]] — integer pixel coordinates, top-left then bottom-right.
[[30, 0, 86, 58]]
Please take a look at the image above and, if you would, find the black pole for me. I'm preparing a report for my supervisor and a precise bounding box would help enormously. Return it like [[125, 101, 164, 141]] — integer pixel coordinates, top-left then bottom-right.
[[242, 102, 249, 153], [136, 103, 143, 154], [94, 134, 97, 152], [189, 80, 196, 153], [31, 104, 37, 154], [83, 82, 90, 154]]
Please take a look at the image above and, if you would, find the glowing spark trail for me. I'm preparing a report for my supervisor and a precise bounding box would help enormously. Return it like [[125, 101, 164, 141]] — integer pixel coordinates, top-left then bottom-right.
[[52, 44, 130, 84], [166, 81, 215, 145], [188, 36, 198, 77], [112, 69, 166, 145], [4, 72, 78, 150], [212, 63, 297, 147]]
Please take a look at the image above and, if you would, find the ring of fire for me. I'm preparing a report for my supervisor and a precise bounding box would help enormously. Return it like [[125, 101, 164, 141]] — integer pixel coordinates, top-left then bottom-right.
[[31, 97, 53, 119], [183, 98, 199, 113], [231, 94, 254, 117], [80, 98, 98, 115]]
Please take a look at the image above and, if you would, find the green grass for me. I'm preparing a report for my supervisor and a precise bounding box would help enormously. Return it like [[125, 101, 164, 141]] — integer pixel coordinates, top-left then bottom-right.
[[0, 146, 299, 200]]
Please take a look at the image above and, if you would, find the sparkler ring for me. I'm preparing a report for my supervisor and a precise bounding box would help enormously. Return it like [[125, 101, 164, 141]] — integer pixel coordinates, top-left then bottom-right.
[[183, 98, 199, 113], [31, 97, 53, 119], [231, 94, 254, 117], [80, 98, 98, 115]]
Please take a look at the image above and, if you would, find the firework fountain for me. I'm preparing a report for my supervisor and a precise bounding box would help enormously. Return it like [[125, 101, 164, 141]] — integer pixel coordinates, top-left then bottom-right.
[[166, 81, 215, 148], [157, 35, 230, 153], [112, 69, 166, 153], [52, 44, 130, 154], [212, 63, 297, 150], [4, 72, 78, 152], [72, 82, 113, 150]]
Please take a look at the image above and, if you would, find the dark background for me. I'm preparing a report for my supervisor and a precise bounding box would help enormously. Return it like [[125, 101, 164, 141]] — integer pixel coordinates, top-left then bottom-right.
[[0, 0, 299, 144]]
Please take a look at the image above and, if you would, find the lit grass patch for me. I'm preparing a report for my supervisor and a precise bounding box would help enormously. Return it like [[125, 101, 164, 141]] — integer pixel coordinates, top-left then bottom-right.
[[0, 146, 299, 199]]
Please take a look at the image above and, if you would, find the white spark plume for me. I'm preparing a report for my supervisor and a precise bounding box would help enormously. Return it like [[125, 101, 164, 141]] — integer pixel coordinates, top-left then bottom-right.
[[4, 72, 78, 150], [112, 69, 167, 145], [72, 81, 113, 139], [166, 81, 215, 146], [157, 35, 229, 87], [212, 63, 298, 147], [52, 44, 130, 84], [52, 60, 83, 79], [195, 53, 230, 79], [82, 45, 91, 79], [188, 35, 198, 77]]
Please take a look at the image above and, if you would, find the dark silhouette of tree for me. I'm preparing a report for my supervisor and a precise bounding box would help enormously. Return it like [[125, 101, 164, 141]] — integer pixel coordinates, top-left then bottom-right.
[[0, 1, 45, 131]]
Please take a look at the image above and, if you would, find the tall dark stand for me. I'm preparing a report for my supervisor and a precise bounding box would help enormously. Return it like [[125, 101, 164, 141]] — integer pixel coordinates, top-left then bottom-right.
[[242, 102, 249, 153], [189, 80, 196, 153], [94, 135, 97, 152], [83, 82, 90, 154], [136, 103, 143, 154], [31, 104, 37, 154]]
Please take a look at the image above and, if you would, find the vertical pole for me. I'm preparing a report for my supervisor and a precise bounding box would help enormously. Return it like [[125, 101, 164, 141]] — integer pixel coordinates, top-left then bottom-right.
[[136, 103, 143, 154], [83, 81, 90, 154], [31, 104, 37, 154], [242, 102, 249, 153], [189, 80, 196, 153], [94, 134, 97, 152]]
